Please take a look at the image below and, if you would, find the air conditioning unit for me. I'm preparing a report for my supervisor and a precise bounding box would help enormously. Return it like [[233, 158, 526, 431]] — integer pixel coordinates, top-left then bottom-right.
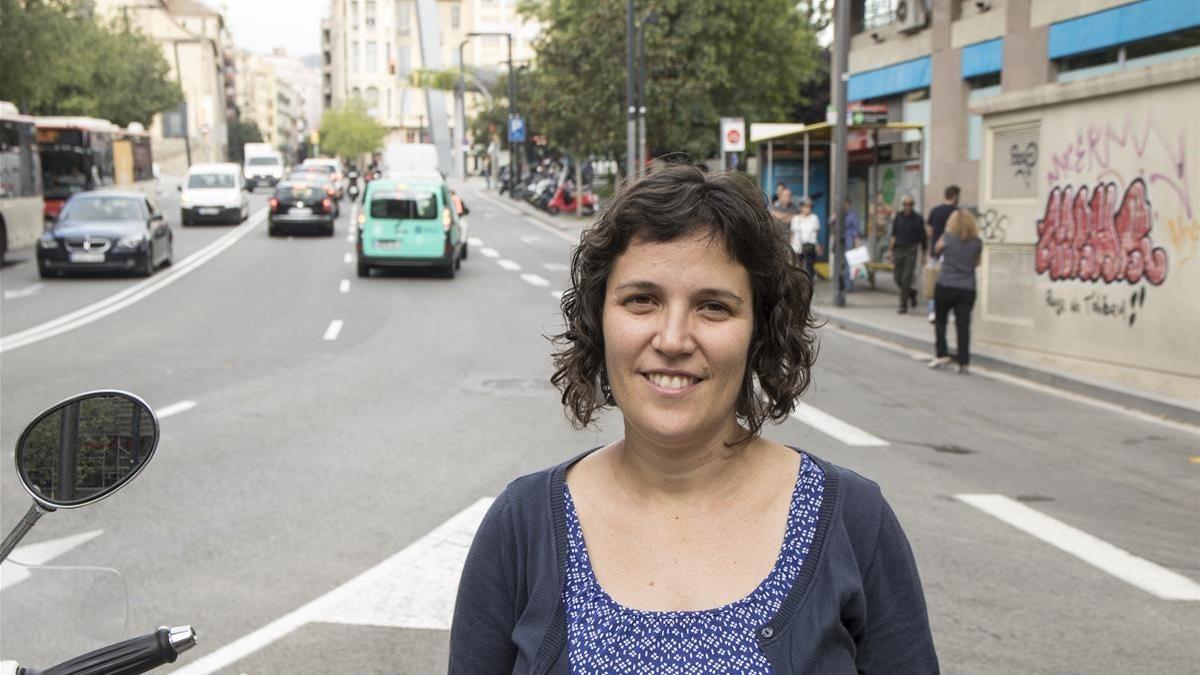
[[895, 0, 928, 34]]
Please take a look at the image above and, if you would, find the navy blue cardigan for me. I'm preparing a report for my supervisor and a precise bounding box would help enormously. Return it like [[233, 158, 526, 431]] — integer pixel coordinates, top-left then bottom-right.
[[449, 449, 939, 673]]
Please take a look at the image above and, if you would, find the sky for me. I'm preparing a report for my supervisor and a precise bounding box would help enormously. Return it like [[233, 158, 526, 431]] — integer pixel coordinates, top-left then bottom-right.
[[217, 0, 326, 58]]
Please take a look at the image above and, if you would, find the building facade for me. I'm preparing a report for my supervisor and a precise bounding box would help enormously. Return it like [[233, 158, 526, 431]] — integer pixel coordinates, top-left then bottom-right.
[[845, 0, 1199, 401]]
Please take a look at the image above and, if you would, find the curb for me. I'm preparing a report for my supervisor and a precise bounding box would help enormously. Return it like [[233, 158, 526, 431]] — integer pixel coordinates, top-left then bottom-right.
[[819, 308, 1200, 427], [466, 183, 593, 234]]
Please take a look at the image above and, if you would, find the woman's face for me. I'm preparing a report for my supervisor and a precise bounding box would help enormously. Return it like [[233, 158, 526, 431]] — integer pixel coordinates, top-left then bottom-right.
[[602, 230, 755, 448]]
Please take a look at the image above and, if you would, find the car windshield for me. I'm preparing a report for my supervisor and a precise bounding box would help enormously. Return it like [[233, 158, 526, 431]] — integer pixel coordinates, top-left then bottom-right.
[[61, 196, 143, 221], [188, 173, 236, 189], [370, 191, 438, 220], [247, 157, 280, 166], [279, 185, 317, 200], [301, 165, 334, 174], [289, 172, 328, 183]]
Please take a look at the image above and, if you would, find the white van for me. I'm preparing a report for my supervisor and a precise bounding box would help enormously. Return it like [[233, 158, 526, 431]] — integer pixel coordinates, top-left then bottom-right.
[[179, 163, 248, 225], [382, 143, 442, 178], [244, 145, 285, 190]]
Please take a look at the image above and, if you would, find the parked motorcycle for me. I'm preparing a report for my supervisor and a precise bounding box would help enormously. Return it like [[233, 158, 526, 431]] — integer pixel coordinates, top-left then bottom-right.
[[545, 180, 597, 216], [0, 391, 196, 675]]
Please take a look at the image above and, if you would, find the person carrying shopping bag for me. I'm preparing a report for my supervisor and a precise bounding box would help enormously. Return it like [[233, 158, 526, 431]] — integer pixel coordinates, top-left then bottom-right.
[[928, 209, 983, 374]]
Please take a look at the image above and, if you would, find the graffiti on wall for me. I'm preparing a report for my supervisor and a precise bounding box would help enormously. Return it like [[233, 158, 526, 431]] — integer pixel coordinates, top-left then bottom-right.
[[1044, 286, 1147, 327], [1010, 142, 1038, 187], [1035, 179, 1168, 285], [977, 209, 1009, 244]]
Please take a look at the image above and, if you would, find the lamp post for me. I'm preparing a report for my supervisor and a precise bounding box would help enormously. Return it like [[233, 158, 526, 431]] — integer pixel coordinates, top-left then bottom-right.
[[636, 10, 658, 178], [625, 0, 636, 180], [459, 32, 515, 195]]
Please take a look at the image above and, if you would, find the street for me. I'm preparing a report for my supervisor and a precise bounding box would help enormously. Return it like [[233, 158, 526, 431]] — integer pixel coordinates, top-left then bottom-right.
[[0, 179, 1196, 673]]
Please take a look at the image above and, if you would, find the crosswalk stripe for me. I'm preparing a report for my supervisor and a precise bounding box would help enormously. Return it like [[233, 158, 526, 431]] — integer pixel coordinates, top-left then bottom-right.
[[790, 403, 889, 446]]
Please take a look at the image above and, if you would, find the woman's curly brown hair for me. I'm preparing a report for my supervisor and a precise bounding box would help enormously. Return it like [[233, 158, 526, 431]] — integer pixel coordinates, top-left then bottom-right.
[[550, 163, 820, 446]]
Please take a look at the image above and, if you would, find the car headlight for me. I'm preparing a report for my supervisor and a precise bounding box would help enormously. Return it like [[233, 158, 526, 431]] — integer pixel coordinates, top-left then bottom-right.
[[116, 234, 147, 249], [39, 236, 59, 249]]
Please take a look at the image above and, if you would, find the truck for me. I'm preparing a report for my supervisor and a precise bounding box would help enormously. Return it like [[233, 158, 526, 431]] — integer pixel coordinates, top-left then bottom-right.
[[243, 143, 284, 190]]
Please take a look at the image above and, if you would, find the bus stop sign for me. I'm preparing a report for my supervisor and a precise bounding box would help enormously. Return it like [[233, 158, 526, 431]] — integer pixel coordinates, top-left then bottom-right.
[[508, 116, 526, 143]]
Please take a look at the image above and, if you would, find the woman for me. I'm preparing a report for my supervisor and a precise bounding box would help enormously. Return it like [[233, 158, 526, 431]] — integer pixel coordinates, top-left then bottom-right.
[[790, 196, 822, 279], [928, 209, 983, 374], [450, 165, 938, 673]]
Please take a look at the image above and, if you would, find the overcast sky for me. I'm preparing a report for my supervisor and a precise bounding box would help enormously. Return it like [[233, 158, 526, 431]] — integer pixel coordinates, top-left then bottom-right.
[[218, 0, 326, 58]]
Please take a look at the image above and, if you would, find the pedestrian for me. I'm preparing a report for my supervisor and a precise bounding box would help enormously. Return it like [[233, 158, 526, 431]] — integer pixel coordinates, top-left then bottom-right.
[[924, 185, 960, 322], [837, 197, 863, 292], [770, 186, 799, 237], [449, 164, 939, 673], [887, 194, 927, 313], [929, 209, 983, 374], [791, 196, 822, 279], [866, 193, 893, 289]]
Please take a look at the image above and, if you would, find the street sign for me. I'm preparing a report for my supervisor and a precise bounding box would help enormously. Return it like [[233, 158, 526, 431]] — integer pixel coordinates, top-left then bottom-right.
[[508, 115, 526, 143], [720, 117, 745, 153]]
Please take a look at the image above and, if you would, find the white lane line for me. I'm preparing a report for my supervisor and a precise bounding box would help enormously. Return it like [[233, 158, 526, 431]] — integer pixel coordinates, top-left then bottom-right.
[[520, 235, 542, 244], [468, 237, 484, 247], [956, 494, 1200, 601], [473, 191, 578, 244], [346, 233, 355, 243], [520, 273, 550, 287], [551, 290, 565, 300], [1, 530, 105, 592], [0, 209, 268, 354], [323, 319, 344, 341], [172, 498, 493, 675], [157, 400, 197, 419], [790, 402, 889, 446], [3, 283, 44, 300], [543, 262, 569, 272], [343, 252, 352, 264], [480, 247, 500, 258], [339, 279, 351, 293], [497, 259, 522, 271]]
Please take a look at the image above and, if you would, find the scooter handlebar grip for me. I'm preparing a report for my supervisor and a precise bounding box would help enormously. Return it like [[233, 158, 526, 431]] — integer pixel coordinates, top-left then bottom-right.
[[39, 626, 192, 675]]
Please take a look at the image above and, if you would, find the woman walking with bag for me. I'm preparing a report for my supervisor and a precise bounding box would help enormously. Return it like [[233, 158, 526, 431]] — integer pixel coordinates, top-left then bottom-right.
[[928, 209, 983, 374]]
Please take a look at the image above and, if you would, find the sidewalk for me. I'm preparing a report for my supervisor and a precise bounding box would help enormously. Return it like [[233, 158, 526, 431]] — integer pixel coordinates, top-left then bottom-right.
[[811, 277, 1199, 426]]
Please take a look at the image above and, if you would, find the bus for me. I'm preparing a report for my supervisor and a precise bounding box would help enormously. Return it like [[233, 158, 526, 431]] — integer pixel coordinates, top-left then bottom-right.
[[35, 116, 118, 220], [0, 101, 43, 261], [113, 126, 155, 190]]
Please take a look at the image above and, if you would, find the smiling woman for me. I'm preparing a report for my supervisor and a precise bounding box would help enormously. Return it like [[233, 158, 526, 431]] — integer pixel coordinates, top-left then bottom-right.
[[449, 164, 939, 674]]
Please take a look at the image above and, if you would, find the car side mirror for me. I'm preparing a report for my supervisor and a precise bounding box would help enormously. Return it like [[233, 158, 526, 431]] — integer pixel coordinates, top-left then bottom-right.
[[176, 184, 182, 192]]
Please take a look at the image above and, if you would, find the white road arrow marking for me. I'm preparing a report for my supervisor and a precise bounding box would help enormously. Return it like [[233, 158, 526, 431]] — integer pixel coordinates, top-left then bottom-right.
[[1, 530, 104, 591], [3, 283, 44, 300]]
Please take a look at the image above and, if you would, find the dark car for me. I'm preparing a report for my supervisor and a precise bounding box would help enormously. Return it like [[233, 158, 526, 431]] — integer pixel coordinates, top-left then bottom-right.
[[37, 191, 173, 278], [268, 181, 336, 237], [286, 169, 341, 217]]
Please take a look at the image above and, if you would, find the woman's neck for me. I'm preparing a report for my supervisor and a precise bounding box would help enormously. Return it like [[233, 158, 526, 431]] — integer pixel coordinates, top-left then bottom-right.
[[607, 421, 763, 506]]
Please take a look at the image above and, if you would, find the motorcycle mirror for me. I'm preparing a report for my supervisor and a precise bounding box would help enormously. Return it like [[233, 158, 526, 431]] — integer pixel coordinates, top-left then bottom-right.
[[16, 391, 159, 509]]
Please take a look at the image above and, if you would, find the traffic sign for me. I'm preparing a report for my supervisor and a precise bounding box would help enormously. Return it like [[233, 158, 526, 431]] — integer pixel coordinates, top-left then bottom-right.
[[508, 115, 526, 143], [720, 117, 745, 152]]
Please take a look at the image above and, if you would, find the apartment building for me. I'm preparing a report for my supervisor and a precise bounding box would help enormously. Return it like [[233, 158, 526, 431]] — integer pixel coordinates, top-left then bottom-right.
[[846, 0, 1199, 402]]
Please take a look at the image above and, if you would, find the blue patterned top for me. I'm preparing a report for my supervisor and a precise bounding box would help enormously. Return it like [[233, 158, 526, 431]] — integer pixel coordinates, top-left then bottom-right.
[[561, 454, 825, 674]]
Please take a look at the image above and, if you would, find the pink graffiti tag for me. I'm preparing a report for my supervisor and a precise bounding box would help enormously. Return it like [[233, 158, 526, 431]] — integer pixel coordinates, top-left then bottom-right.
[[1035, 179, 1169, 285]]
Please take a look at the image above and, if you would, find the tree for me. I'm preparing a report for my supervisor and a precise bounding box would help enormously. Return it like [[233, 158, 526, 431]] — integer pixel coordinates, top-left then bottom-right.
[[519, 0, 822, 165], [319, 99, 388, 159], [0, 0, 182, 125]]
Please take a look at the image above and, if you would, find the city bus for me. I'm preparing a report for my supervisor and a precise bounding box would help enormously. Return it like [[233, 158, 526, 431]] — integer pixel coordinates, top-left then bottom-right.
[[0, 101, 44, 261], [35, 116, 117, 220]]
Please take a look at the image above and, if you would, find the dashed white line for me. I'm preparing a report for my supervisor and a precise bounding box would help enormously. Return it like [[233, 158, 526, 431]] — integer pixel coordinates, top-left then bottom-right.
[[520, 273, 550, 287], [956, 494, 1200, 601], [790, 402, 889, 446], [468, 237, 484, 247], [542, 262, 569, 272], [3, 283, 44, 300], [479, 247, 499, 258], [339, 279, 351, 293], [157, 401, 198, 419], [343, 252, 352, 264], [497, 259, 522, 271], [346, 233, 355, 243], [520, 235, 542, 244], [323, 319, 344, 341]]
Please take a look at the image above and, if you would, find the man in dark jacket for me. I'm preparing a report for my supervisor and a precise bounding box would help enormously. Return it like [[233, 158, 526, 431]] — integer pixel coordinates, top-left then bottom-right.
[[887, 195, 927, 313]]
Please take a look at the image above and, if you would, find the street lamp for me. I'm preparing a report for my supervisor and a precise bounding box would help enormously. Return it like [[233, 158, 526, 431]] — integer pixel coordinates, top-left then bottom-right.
[[636, 10, 659, 178], [457, 32, 515, 194]]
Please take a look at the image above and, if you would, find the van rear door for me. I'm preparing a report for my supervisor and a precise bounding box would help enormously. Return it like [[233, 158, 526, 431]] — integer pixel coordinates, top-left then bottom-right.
[[364, 189, 445, 258]]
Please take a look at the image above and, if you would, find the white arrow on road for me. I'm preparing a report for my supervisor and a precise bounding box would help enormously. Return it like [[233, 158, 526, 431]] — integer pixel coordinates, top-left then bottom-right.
[[1, 530, 104, 591], [3, 283, 44, 300]]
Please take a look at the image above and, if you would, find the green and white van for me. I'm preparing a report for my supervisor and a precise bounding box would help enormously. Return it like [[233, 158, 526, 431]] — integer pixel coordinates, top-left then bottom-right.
[[356, 176, 467, 278]]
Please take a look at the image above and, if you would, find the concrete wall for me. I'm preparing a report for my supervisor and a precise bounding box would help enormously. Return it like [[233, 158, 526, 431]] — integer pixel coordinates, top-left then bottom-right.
[[975, 59, 1200, 400]]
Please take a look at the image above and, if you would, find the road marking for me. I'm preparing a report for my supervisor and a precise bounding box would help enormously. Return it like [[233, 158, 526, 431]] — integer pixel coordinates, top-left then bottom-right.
[[157, 400, 197, 419], [339, 279, 350, 293], [790, 402, 889, 446], [495, 202, 521, 216], [480, 247, 499, 258], [172, 498, 493, 675], [3, 283, 44, 300], [473, 191, 578, 244], [956, 494, 1200, 601], [1, 530, 104, 591], [0, 209, 268, 354], [343, 252, 352, 264], [346, 233, 355, 243], [520, 273, 550, 287], [543, 262, 569, 272], [497, 259, 522, 271], [468, 237, 484, 247], [551, 290, 565, 300], [520, 235, 541, 244], [323, 319, 344, 341]]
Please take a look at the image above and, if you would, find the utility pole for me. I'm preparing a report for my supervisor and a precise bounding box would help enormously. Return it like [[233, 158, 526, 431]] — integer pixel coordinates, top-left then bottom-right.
[[625, 0, 636, 181], [636, 11, 658, 178], [832, 0, 850, 308], [457, 40, 469, 180], [459, 33, 513, 191]]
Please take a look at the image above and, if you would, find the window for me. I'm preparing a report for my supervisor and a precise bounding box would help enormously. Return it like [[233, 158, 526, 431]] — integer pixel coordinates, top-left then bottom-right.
[[396, 47, 410, 76], [396, 1, 410, 35], [366, 41, 378, 72], [352, 86, 362, 100], [365, 87, 381, 117], [991, 123, 1040, 199], [1056, 28, 1200, 83], [965, 73, 1001, 162], [365, 1, 376, 27], [861, 0, 895, 31], [451, 4, 461, 30], [370, 190, 438, 219], [350, 1, 358, 27], [352, 41, 360, 73]]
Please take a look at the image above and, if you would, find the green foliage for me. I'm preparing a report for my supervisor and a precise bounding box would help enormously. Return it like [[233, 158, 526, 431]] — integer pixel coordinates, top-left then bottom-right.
[[518, 0, 821, 163], [237, 120, 264, 144], [0, 0, 183, 126], [408, 68, 462, 91], [319, 99, 388, 159]]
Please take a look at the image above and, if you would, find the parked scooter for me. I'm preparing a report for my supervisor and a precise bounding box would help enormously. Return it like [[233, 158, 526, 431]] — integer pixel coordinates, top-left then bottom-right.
[[0, 391, 196, 675], [545, 180, 597, 216]]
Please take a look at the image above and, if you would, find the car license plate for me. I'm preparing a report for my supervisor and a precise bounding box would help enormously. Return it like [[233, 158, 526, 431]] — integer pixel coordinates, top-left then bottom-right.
[[199, 207, 219, 215], [376, 240, 400, 250], [69, 251, 105, 263], [290, 206, 312, 215]]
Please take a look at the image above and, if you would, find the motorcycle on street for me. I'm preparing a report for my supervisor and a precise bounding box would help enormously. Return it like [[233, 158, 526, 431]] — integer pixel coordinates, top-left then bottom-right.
[[0, 391, 196, 675], [346, 168, 361, 201], [545, 180, 597, 216]]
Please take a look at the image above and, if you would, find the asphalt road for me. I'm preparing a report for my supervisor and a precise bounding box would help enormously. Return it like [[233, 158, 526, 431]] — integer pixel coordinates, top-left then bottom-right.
[[0, 180, 1196, 674]]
